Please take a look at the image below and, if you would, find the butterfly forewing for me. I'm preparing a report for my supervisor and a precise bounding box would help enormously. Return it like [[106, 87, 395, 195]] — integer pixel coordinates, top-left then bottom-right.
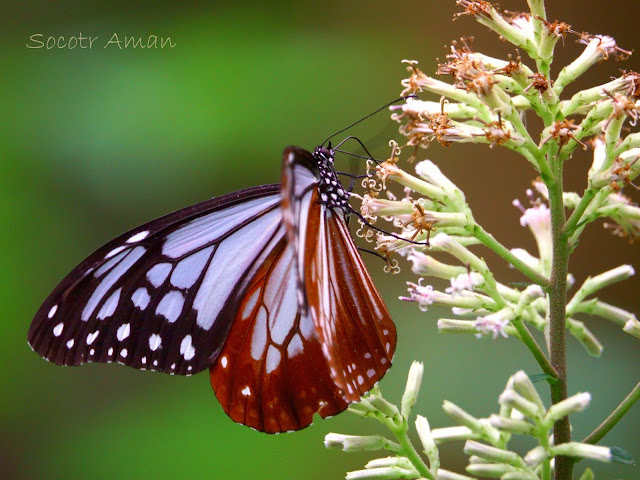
[[28, 185, 282, 376]]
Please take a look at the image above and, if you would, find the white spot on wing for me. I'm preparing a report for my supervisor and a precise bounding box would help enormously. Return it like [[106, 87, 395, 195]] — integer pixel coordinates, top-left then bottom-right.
[[146, 263, 172, 288], [53, 322, 64, 337], [221, 356, 228, 368], [148, 333, 162, 351], [250, 306, 268, 360], [266, 345, 281, 374], [126, 230, 149, 243], [131, 287, 150, 310], [66, 339, 74, 349], [180, 335, 195, 360], [242, 288, 261, 320], [86, 330, 99, 345], [108, 347, 113, 356], [170, 246, 213, 289], [97, 288, 121, 320], [120, 348, 128, 358], [142, 356, 147, 364], [117, 323, 130, 341], [286, 334, 303, 358], [357, 375, 364, 385], [83, 247, 145, 321], [364, 352, 372, 359], [105, 245, 126, 259], [241, 386, 251, 396], [367, 368, 376, 378], [48, 305, 58, 318], [156, 290, 184, 323]]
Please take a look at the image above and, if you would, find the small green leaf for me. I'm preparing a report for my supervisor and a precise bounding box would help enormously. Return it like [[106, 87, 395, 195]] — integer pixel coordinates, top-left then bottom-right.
[[578, 467, 594, 480], [528, 373, 557, 385], [610, 447, 635, 465]]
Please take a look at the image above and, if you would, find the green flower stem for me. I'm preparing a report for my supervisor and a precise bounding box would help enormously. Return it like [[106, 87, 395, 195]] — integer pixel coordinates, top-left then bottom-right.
[[547, 164, 573, 480], [614, 131, 640, 156], [563, 187, 596, 238], [511, 317, 559, 382], [567, 188, 612, 248], [381, 416, 434, 480], [527, 0, 547, 37], [583, 382, 640, 445], [470, 224, 550, 288]]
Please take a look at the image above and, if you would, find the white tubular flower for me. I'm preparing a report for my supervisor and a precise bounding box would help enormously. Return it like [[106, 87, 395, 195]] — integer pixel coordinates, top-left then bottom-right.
[[474, 309, 513, 339], [399, 279, 436, 311], [588, 137, 607, 180], [346, 466, 417, 480], [512, 371, 545, 411], [401, 361, 424, 418], [508, 12, 534, 40], [545, 392, 591, 423], [556, 35, 631, 92], [361, 195, 412, 219], [509, 248, 541, 271], [551, 443, 613, 462], [431, 426, 476, 443], [514, 201, 552, 269], [407, 250, 466, 278], [488, 414, 534, 434], [414, 159, 462, 199], [498, 389, 542, 420], [623, 317, 640, 339], [463, 440, 521, 465], [324, 433, 390, 452], [436, 468, 477, 480], [445, 272, 484, 295], [524, 445, 548, 468]]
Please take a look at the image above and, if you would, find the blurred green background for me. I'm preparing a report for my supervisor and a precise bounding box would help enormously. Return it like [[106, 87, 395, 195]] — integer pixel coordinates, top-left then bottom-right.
[[2, 1, 639, 479]]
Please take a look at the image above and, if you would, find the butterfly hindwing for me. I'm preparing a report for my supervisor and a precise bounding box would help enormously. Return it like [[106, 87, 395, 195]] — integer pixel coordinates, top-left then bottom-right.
[[209, 232, 348, 433], [28, 185, 282, 376], [282, 146, 397, 403]]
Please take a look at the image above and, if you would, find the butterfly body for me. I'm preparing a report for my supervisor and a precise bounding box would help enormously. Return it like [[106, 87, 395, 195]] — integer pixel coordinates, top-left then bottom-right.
[[29, 146, 396, 433]]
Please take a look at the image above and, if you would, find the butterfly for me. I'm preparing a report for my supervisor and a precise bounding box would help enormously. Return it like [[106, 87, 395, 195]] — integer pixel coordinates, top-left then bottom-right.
[[28, 145, 397, 433]]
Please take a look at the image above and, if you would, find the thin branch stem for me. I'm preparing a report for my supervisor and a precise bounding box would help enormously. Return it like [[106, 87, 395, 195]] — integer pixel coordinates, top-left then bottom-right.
[[383, 417, 434, 480], [563, 187, 596, 237], [583, 382, 640, 445], [471, 224, 550, 288], [511, 318, 559, 381]]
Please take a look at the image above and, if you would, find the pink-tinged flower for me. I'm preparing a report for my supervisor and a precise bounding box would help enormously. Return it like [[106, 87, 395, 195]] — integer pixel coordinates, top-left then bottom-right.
[[513, 199, 552, 266], [474, 311, 511, 339], [399, 279, 436, 311], [445, 272, 484, 295]]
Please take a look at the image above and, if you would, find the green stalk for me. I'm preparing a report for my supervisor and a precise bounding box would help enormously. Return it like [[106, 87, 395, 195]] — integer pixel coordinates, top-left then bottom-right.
[[547, 162, 573, 480], [382, 416, 434, 480], [511, 318, 558, 381], [471, 224, 550, 288], [583, 382, 640, 445]]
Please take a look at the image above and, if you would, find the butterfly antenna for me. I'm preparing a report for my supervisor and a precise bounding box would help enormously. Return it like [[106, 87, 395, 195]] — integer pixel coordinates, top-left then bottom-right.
[[333, 136, 380, 164], [320, 95, 417, 148]]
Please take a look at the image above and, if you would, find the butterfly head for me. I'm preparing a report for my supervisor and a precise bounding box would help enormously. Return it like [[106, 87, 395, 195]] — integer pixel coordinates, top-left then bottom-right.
[[312, 146, 350, 211]]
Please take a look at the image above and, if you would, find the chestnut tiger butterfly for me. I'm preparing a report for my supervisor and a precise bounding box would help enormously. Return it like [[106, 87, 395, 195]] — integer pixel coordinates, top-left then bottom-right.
[[28, 143, 400, 433]]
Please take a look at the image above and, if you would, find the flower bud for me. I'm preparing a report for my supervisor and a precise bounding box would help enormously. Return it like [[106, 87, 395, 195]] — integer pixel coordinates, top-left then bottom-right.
[[499, 389, 542, 419], [324, 433, 392, 452], [464, 440, 521, 465], [545, 393, 591, 423], [401, 361, 424, 418]]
